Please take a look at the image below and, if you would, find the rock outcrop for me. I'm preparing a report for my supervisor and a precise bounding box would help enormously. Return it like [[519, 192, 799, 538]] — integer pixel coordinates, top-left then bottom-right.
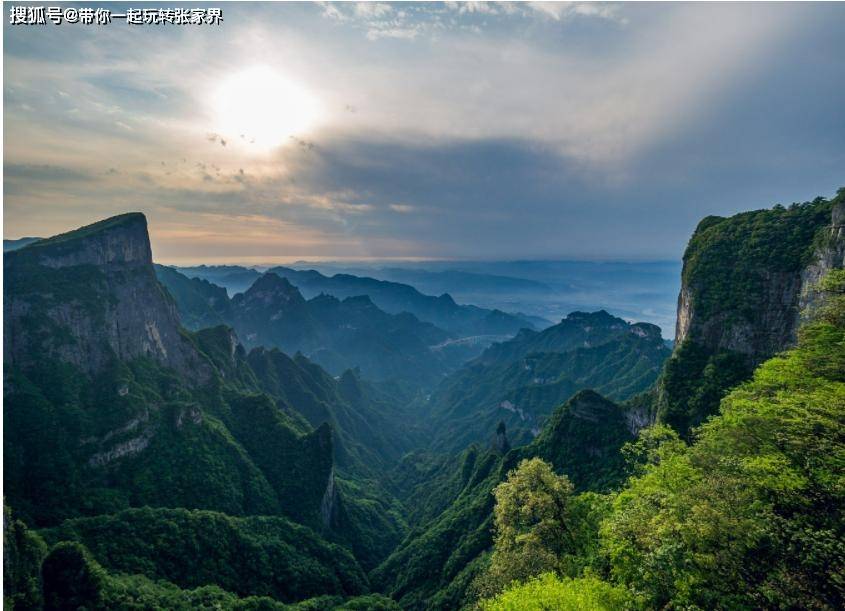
[[799, 196, 845, 318], [660, 190, 844, 433], [675, 193, 843, 365], [491, 421, 511, 454], [4, 213, 211, 382]]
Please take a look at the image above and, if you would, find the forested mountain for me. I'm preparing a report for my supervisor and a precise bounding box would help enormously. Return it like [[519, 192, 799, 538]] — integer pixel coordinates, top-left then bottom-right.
[[178, 263, 540, 337], [423, 311, 670, 450], [175, 264, 263, 295], [3, 237, 41, 252], [157, 266, 469, 386], [373, 390, 636, 609], [659, 191, 843, 435], [3, 213, 409, 608], [4, 190, 844, 610]]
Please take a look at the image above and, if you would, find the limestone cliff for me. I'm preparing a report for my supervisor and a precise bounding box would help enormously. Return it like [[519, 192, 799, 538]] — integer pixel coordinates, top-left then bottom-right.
[[799, 195, 845, 318], [661, 190, 844, 433], [4, 213, 211, 382]]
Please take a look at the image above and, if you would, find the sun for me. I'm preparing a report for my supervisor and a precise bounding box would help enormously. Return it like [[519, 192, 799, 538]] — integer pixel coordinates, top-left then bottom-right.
[[212, 66, 322, 151]]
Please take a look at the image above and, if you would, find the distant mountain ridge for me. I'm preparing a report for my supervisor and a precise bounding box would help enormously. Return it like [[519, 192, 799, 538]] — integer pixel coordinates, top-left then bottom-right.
[[3, 237, 41, 252], [156, 266, 471, 386], [175, 264, 541, 337]]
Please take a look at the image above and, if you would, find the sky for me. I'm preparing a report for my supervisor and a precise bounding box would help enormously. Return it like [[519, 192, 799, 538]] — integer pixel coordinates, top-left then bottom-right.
[[4, 1, 845, 265]]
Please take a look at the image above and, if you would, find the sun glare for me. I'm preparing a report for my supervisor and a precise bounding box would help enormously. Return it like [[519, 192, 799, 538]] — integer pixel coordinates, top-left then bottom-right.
[[212, 66, 322, 151]]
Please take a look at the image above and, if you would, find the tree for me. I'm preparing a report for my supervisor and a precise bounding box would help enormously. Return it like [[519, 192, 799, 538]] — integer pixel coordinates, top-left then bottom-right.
[[479, 573, 634, 611], [473, 458, 574, 599]]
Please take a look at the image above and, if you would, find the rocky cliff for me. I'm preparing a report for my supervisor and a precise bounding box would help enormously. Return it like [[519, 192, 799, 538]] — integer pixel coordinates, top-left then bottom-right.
[[4, 213, 211, 381], [800, 195, 845, 318], [661, 190, 844, 433]]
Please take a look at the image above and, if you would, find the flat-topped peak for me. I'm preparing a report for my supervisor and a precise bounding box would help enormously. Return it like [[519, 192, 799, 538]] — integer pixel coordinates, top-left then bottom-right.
[[564, 310, 620, 325], [9, 212, 151, 268]]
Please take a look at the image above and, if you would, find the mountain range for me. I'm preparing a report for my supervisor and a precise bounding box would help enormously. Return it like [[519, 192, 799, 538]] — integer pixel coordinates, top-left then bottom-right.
[[4, 189, 843, 610], [178, 264, 545, 337], [156, 266, 475, 387]]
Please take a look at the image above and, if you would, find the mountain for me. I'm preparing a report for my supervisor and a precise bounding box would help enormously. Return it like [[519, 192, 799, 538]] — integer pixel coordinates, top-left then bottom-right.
[[6, 190, 843, 610], [424, 311, 670, 450], [174, 264, 263, 295], [373, 390, 636, 610], [3, 213, 413, 607], [158, 266, 464, 386], [3, 237, 41, 252], [372, 190, 845, 611], [5, 214, 212, 381], [4, 215, 326, 527], [154, 265, 232, 329], [279, 260, 680, 336], [263, 266, 539, 337], [658, 189, 845, 434], [173, 263, 539, 337]]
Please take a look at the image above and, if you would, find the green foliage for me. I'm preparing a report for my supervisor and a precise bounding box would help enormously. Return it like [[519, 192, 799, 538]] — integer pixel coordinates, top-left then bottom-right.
[[682, 196, 833, 321], [3, 507, 48, 609], [42, 542, 108, 610], [601, 289, 845, 609], [36, 534, 390, 611], [813, 268, 845, 330], [473, 459, 575, 599], [658, 340, 750, 436], [479, 573, 635, 611], [40, 507, 368, 602], [374, 391, 633, 609]]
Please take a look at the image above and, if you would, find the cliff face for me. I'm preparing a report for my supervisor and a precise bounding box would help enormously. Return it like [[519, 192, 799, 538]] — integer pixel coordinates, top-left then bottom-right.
[[676, 193, 844, 364], [4, 213, 210, 382], [662, 190, 844, 433], [799, 197, 845, 318], [674, 269, 804, 363]]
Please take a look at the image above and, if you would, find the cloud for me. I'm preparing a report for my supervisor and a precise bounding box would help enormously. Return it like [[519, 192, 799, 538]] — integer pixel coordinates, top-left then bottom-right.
[[3, 2, 844, 264], [5, 163, 94, 182], [390, 204, 415, 213], [354, 3, 394, 19], [527, 2, 624, 23]]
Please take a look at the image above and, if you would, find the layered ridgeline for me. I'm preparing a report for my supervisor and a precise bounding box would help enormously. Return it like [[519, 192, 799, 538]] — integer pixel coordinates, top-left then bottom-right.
[[659, 189, 845, 434], [424, 311, 670, 451], [156, 266, 472, 387], [373, 190, 845, 609], [3, 213, 408, 608], [177, 264, 541, 337]]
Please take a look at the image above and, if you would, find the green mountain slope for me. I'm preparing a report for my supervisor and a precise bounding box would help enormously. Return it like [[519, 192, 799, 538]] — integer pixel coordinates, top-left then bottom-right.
[[485, 269, 845, 610], [40, 508, 368, 602], [3, 213, 409, 608], [373, 390, 636, 609], [425, 312, 670, 450]]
